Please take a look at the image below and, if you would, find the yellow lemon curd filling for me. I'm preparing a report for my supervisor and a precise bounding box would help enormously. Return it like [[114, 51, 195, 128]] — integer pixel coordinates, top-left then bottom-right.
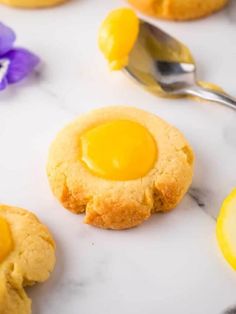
[[216, 188, 236, 270], [98, 8, 139, 70], [80, 119, 157, 181], [0, 217, 13, 263]]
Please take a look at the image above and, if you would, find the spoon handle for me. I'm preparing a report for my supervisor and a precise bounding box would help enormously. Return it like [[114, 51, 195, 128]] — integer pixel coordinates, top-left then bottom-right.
[[185, 85, 236, 110]]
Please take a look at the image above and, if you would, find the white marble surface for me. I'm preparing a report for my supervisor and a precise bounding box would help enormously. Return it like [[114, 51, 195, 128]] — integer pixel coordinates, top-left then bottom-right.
[[0, 1, 236, 313]]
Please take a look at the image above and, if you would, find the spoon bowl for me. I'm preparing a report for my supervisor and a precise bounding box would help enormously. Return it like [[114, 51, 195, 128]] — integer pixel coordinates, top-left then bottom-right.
[[124, 21, 236, 109]]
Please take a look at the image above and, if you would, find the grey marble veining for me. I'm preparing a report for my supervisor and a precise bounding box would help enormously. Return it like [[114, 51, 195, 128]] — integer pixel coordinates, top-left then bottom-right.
[[226, 0, 236, 22], [223, 306, 236, 314]]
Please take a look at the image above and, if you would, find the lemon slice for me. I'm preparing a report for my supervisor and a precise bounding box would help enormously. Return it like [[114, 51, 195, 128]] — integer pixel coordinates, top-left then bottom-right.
[[216, 188, 236, 270]]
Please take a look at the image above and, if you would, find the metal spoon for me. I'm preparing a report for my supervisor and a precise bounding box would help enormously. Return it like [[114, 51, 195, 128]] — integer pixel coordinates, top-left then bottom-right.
[[124, 21, 236, 110]]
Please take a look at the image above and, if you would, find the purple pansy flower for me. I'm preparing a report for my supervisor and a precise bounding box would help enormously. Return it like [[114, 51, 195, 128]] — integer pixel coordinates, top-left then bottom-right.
[[0, 22, 40, 91]]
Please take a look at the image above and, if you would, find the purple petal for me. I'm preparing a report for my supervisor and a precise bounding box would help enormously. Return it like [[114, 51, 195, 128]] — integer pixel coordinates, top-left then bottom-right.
[[0, 58, 10, 91], [0, 77, 7, 90], [0, 23, 16, 55], [4, 48, 40, 84]]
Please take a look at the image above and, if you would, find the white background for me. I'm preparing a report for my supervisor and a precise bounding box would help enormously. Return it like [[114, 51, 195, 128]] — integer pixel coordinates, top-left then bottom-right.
[[0, 0, 236, 313]]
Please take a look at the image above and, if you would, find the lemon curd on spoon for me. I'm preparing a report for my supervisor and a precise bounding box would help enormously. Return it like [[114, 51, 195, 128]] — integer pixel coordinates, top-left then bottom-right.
[[98, 8, 225, 99], [98, 8, 139, 70]]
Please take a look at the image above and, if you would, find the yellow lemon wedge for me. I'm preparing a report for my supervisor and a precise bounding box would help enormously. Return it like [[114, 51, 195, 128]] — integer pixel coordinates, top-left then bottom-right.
[[98, 8, 139, 70], [216, 188, 236, 270]]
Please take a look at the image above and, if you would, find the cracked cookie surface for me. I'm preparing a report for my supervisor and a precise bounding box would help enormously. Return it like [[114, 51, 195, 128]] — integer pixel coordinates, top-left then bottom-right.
[[127, 0, 228, 20], [47, 106, 194, 230], [0, 205, 56, 314]]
